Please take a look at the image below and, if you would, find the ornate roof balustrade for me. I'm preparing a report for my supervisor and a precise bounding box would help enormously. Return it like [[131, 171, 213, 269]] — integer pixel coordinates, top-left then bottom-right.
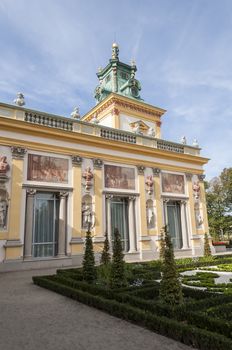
[[0, 102, 201, 156]]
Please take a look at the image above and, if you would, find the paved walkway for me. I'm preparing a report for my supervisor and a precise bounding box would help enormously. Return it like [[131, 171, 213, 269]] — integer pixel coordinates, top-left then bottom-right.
[[0, 269, 192, 350]]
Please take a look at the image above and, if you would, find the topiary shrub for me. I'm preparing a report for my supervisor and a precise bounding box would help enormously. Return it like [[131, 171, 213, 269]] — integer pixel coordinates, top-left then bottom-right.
[[159, 226, 166, 261], [82, 229, 96, 283], [100, 232, 111, 265], [110, 228, 127, 288], [159, 226, 183, 306], [204, 233, 212, 257]]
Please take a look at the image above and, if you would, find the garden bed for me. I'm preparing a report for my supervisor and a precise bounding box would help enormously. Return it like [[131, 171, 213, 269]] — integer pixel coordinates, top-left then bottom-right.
[[33, 259, 232, 350]]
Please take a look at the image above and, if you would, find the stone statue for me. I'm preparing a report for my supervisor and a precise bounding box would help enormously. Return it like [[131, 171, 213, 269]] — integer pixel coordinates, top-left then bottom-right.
[[70, 107, 80, 119], [0, 156, 10, 174], [82, 167, 93, 192], [193, 139, 199, 148], [14, 92, 25, 106], [82, 205, 95, 229], [0, 199, 7, 229], [196, 213, 203, 226], [147, 127, 155, 137], [193, 181, 200, 200], [145, 175, 154, 195], [181, 136, 187, 145]]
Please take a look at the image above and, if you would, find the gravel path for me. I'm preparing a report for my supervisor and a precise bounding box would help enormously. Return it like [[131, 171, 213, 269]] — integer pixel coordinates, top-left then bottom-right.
[[0, 268, 192, 350]]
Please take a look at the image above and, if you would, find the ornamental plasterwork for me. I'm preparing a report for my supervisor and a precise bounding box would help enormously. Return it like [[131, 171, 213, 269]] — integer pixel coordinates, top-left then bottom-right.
[[198, 174, 206, 182], [71, 155, 82, 167], [0, 156, 10, 175], [145, 175, 154, 195], [11, 146, 27, 159], [82, 167, 94, 192], [0, 154, 10, 231], [152, 168, 161, 177], [137, 165, 145, 175], [93, 158, 103, 169]]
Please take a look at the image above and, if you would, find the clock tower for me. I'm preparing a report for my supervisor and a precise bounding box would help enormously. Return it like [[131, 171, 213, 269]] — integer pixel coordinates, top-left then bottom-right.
[[94, 43, 143, 103]]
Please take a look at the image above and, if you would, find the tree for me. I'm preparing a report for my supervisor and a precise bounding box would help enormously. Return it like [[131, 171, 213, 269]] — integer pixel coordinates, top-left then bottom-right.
[[100, 232, 111, 265], [204, 233, 211, 257], [206, 168, 232, 240], [82, 229, 96, 283], [110, 228, 126, 288], [159, 226, 166, 261], [159, 226, 183, 306]]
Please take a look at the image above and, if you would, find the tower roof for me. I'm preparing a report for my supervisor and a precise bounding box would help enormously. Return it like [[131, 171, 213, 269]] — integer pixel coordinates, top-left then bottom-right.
[[94, 43, 143, 103]]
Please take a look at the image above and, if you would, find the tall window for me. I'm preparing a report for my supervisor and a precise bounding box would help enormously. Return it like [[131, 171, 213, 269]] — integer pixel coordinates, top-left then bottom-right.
[[166, 200, 183, 249], [110, 197, 129, 252], [32, 193, 59, 257]]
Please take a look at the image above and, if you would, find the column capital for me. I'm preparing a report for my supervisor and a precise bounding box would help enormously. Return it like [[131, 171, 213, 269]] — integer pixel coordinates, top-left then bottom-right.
[[198, 174, 206, 182], [11, 146, 27, 159], [59, 191, 69, 198], [137, 165, 145, 175], [105, 194, 113, 200], [71, 155, 82, 167], [152, 168, 161, 176], [93, 158, 103, 169], [181, 200, 187, 205], [185, 173, 193, 181], [26, 188, 36, 196], [129, 195, 136, 201]]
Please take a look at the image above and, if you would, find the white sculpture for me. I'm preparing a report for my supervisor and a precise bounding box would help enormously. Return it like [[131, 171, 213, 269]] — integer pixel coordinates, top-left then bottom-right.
[[193, 139, 199, 147], [148, 127, 155, 137], [82, 167, 93, 192], [0, 200, 7, 229], [70, 107, 80, 119], [145, 175, 154, 195], [181, 136, 187, 145], [14, 93, 25, 106], [91, 114, 99, 124], [82, 205, 95, 229], [193, 181, 200, 200]]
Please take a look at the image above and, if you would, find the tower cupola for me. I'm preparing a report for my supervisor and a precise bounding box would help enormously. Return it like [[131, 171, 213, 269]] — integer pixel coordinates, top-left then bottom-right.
[[94, 43, 143, 103]]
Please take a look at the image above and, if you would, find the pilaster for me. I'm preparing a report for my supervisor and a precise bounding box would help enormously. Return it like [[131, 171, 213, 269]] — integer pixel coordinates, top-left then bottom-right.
[[93, 159, 103, 237], [5, 147, 27, 260], [198, 174, 209, 232], [24, 189, 36, 259], [137, 166, 147, 237], [152, 168, 163, 233], [58, 191, 68, 257]]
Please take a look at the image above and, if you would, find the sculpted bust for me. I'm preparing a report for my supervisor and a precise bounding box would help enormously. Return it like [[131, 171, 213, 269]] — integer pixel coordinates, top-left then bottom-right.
[[0, 156, 10, 174]]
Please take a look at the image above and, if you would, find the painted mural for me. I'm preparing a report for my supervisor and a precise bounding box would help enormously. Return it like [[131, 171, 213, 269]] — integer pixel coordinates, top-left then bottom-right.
[[104, 165, 135, 190], [27, 154, 68, 183], [161, 173, 185, 194]]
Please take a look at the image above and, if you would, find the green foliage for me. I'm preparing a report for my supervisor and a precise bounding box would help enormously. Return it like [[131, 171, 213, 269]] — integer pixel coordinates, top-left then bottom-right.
[[204, 233, 212, 257], [206, 168, 232, 240], [82, 229, 96, 283], [159, 227, 183, 306], [110, 228, 126, 288], [159, 226, 166, 261], [100, 232, 111, 265], [97, 263, 111, 287]]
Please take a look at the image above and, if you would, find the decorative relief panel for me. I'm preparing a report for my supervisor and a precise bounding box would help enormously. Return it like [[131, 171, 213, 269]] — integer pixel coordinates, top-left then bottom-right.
[[27, 154, 68, 183], [161, 173, 185, 195], [104, 164, 135, 190]]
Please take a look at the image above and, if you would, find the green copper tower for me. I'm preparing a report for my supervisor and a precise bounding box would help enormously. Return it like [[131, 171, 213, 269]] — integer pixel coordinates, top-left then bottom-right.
[[94, 43, 143, 103]]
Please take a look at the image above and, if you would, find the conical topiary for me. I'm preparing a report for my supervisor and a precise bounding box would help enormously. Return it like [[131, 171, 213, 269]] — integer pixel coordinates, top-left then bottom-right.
[[204, 233, 211, 257], [100, 232, 111, 265], [159, 226, 166, 261], [159, 226, 183, 306], [82, 229, 96, 283], [110, 228, 126, 288]]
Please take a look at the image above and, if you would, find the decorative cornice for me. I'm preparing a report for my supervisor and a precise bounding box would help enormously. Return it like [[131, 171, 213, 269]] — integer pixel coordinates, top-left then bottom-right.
[[11, 146, 27, 159], [71, 155, 82, 167]]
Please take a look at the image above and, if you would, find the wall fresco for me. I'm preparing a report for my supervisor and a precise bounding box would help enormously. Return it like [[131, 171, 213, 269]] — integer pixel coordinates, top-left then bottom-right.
[[104, 165, 135, 190], [161, 173, 185, 194]]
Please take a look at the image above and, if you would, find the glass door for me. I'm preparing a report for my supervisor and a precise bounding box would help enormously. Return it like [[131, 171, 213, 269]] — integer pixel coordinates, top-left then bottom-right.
[[110, 197, 129, 252], [32, 193, 59, 257], [166, 200, 183, 249]]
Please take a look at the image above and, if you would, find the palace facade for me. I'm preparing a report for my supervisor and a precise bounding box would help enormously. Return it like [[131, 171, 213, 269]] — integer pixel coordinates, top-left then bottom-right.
[[0, 44, 210, 271]]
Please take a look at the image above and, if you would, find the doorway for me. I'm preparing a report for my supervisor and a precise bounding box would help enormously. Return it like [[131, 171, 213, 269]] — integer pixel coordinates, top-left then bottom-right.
[[166, 200, 183, 249]]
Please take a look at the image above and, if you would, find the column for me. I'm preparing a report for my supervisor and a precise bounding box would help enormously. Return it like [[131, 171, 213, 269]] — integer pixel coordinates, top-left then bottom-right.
[[153, 168, 163, 233], [185, 173, 197, 235], [58, 191, 68, 257], [137, 165, 147, 236], [5, 146, 27, 260], [24, 189, 36, 259], [180, 200, 189, 249], [106, 194, 113, 251], [93, 159, 103, 237], [128, 196, 136, 252]]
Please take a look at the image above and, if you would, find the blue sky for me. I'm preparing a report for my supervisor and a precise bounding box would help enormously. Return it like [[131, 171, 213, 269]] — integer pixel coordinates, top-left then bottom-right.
[[0, 0, 231, 180]]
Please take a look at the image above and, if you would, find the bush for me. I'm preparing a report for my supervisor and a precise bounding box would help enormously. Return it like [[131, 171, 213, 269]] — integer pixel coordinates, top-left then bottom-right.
[[110, 228, 126, 288], [82, 229, 96, 283], [100, 232, 111, 265]]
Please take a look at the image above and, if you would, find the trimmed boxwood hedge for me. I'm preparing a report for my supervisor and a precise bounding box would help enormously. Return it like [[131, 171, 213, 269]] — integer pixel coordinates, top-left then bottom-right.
[[33, 275, 232, 350]]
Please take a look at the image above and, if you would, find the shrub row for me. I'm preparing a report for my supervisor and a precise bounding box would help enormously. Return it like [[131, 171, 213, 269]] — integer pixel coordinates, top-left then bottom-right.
[[33, 276, 232, 350]]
